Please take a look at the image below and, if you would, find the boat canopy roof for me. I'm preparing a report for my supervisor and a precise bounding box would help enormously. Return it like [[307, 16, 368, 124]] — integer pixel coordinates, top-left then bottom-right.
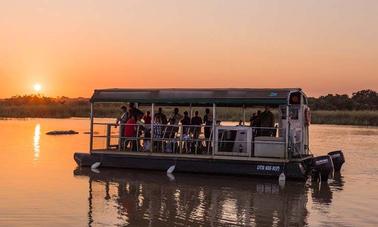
[[90, 88, 304, 106]]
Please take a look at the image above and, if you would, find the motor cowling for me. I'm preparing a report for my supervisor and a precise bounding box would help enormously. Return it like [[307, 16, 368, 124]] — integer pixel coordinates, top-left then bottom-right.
[[328, 150, 345, 172], [312, 155, 334, 182]]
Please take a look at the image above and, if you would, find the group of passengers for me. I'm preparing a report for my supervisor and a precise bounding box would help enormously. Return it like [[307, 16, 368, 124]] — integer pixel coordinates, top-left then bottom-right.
[[116, 103, 276, 152], [249, 106, 275, 137], [116, 103, 213, 152]]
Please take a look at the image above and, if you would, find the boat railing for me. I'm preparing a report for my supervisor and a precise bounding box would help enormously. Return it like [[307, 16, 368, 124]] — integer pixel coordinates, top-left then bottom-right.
[[91, 122, 287, 158]]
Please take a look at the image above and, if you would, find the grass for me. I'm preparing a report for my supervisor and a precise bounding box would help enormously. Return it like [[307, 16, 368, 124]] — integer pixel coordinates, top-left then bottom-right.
[[311, 110, 378, 126], [1, 104, 377, 126]]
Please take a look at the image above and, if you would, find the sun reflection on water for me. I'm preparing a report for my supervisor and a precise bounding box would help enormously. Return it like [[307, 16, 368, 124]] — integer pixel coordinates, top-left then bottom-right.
[[33, 123, 41, 160]]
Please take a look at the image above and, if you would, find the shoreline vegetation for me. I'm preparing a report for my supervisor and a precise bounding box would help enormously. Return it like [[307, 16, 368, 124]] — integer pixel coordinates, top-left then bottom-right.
[[1, 89, 378, 126]]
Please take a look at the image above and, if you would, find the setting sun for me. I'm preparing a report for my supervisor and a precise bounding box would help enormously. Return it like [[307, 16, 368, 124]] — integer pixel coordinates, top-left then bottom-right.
[[33, 83, 42, 92]]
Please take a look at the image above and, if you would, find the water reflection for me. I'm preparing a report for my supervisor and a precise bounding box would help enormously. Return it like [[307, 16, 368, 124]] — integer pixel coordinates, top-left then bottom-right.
[[33, 123, 41, 161], [74, 169, 317, 226], [311, 172, 345, 206]]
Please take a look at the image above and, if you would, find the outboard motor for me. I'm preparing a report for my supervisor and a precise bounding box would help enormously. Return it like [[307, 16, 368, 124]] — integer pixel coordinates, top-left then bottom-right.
[[328, 150, 345, 172], [312, 155, 334, 182]]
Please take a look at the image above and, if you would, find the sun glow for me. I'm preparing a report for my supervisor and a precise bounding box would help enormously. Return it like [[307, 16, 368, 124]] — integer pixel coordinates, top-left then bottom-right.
[[33, 83, 42, 92]]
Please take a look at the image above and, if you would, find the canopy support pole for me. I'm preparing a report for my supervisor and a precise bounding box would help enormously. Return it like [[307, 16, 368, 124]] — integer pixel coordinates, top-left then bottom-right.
[[242, 105, 246, 126], [151, 103, 155, 153], [189, 104, 193, 118], [285, 105, 289, 160], [212, 103, 216, 156], [89, 103, 94, 153]]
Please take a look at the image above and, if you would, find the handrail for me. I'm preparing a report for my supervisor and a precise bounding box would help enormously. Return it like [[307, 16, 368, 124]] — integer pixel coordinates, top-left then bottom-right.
[[91, 122, 287, 157], [93, 122, 283, 130]]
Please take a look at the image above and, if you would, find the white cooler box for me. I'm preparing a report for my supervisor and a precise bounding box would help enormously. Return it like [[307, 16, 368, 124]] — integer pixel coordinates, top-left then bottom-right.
[[254, 137, 285, 158]]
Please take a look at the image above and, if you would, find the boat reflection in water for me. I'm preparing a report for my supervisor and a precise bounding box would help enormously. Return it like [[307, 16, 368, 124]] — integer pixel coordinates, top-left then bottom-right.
[[311, 172, 345, 206], [73, 169, 343, 227]]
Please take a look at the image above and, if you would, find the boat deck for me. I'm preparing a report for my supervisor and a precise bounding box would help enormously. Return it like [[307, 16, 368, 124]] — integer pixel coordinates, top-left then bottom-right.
[[91, 150, 313, 163]]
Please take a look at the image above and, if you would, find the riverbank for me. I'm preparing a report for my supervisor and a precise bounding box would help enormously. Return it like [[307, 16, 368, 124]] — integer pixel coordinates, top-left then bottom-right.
[[0, 105, 377, 126], [311, 110, 378, 126]]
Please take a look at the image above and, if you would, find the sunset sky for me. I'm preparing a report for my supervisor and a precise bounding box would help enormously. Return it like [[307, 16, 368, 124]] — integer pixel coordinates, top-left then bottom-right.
[[1, 0, 377, 98]]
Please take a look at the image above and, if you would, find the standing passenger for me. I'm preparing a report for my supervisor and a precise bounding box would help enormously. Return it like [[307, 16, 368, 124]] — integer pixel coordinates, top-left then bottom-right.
[[191, 111, 203, 153], [116, 106, 128, 150], [169, 107, 183, 138], [153, 115, 163, 152], [191, 111, 202, 140], [181, 111, 191, 152], [260, 106, 274, 136], [249, 113, 257, 126], [181, 111, 191, 135], [124, 115, 137, 151], [143, 111, 152, 150], [143, 111, 151, 124], [128, 103, 144, 120], [155, 107, 167, 124], [203, 108, 213, 149], [253, 110, 262, 136]]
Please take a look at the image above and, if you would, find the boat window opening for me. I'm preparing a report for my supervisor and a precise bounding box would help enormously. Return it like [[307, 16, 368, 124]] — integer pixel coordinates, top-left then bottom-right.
[[89, 103, 289, 159]]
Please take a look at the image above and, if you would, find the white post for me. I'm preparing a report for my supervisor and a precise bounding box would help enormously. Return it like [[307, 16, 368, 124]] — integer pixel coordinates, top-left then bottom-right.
[[89, 103, 94, 153], [285, 105, 290, 160], [212, 103, 216, 156], [189, 104, 193, 118], [242, 105, 246, 126], [151, 103, 155, 153]]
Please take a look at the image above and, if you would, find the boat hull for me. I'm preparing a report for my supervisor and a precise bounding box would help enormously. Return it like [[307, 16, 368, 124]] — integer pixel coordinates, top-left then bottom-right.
[[74, 152, 312, 180]]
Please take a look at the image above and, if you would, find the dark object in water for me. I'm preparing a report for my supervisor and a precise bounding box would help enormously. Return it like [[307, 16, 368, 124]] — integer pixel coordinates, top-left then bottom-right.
[[83, 131, 99, 135], [328, 150, 345, 172], [46, 130, 79, 135], [312, 155, 334, 182]]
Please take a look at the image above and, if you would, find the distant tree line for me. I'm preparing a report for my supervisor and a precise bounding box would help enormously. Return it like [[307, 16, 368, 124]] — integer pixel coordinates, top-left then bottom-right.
[[0, 95, 88, 106], [308, 89, 378, 111], [1, 89, 377, 111]]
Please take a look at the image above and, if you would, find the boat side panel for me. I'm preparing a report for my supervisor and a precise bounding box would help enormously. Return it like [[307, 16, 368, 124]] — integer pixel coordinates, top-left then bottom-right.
[[74, 152, 307, 180]]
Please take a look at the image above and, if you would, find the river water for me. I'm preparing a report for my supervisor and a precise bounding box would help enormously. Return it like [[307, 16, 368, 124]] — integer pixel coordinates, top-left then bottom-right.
[[0, 118, 377, 226]]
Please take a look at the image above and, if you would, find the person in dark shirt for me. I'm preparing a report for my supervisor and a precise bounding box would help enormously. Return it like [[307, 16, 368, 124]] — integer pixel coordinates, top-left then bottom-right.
[[128, 103, 144, 121], [168, 108, 183, 138], [252, 110, 262, 136], [155, 107, 168, 124], [249, 113, 257, 126], [191, 111, 202, 139], [260, 106, 274, 136], [181, 111, 191, 135]]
